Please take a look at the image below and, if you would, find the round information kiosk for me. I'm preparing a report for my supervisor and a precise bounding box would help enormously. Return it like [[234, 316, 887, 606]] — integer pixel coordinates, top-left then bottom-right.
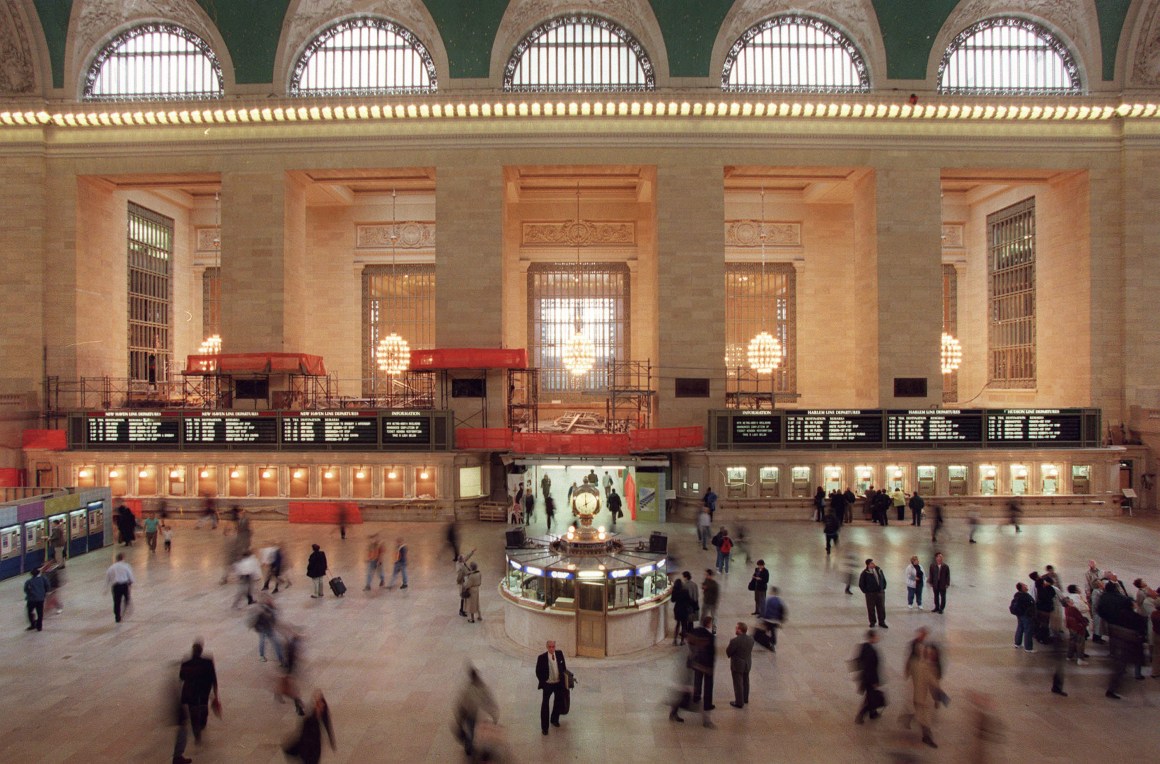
[[500, 484, 670, 657]]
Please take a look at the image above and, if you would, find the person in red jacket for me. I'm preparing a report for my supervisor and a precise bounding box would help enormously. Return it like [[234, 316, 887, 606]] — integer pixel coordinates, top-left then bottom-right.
[[1063, 596, 1090, 665]]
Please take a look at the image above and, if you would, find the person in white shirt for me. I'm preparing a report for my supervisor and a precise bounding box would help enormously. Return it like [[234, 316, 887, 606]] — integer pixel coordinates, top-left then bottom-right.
[[105, 553, 135, 623]]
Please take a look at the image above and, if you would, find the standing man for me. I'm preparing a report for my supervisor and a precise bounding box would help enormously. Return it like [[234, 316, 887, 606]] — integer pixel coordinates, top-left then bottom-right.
[[48, 519, 66, 561], [842, 486, 857, 524], [929, 552, 951, 614], [523, 488, 535, 529], [908, 491, 925, 526], [701, 570, 720, 633], [607, 488, 623, 528], [387, 537, 409, 590], [1011, 582, 1036, 651], [23, 567, 49, 631], [687, 616, 717, 726], [859, 559, 888, 629], [105, 552, 135, 623], [749, 560, 770, 616], [306, 544, 328, 599], [534, 640, 568, 735], [602, 471, 614, 504], [174, 640, 220, 764], [540, 472, 552, 516], [702, 487, 718, 521], [854, 630, 884, 724], [144, 514, 159, 553], [726, 622, 754, 708]]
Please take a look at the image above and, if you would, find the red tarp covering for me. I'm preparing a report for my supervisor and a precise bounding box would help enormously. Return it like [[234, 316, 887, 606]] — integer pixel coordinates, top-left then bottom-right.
[[629, 427, 705, 451], [22, 430, 67, 450], [458, 427, 703, 453], [456, 428, 514, 450], [512, 432, 631, 455], [288, 502, 363, 525], [409, 348, 528, 370], [0, 468, 23, 487], [184, 353, 328, 376]]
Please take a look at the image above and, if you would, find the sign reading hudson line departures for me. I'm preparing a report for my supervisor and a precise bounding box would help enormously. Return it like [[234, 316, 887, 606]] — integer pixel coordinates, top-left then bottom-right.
[[718, 408, 1097, 449]]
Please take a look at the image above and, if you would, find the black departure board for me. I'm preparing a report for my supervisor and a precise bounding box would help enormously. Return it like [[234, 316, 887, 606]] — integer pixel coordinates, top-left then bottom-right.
[[183, 413, 278, 447], [85, 412, 179, 447], [785, 411, 883, 447], [731, 413, 781, 445], [887, 410, 984, 445], [381, 412, 432, 446], [281, 412, 380, 447], [985, 409, 1086, 446]]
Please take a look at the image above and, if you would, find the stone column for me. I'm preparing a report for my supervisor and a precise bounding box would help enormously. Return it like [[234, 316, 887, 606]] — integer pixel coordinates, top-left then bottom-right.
[[0, 155, 46, 400]]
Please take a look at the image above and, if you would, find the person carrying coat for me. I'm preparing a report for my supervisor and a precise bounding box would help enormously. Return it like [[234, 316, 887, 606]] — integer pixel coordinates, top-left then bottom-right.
[[306, 544, 328, 599]]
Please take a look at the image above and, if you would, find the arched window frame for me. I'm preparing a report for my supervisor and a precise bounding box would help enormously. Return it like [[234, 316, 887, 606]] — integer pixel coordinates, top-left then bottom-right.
[[722, 14, 869, 94], [503, 14, 655, 93], [937, 17, 1082, 96], [290, 16, 438, 97], [83, 23, 223, 102]]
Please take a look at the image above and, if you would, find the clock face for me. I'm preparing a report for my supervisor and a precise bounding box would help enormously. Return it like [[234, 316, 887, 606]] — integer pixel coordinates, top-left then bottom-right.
[[572, 485, 601, 514]]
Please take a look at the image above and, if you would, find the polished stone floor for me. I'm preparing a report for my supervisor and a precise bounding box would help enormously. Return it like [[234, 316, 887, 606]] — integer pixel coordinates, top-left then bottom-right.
[[2, 509, 1159, 763]]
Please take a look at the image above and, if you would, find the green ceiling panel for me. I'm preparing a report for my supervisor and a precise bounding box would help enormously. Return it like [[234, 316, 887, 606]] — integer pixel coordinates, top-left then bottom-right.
[[1096, 0, 1131, 81], [33, 0, 73, 89], [648, 0, 732, 78], [422, 0, 509, 80], [195, 0, 290, 85], [871, 0, 959, 81]]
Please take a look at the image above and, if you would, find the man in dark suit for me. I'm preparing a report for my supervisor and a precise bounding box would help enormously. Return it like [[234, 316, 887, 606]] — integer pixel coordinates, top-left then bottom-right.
[[929, 552, 951, 613], [726, 622, 754, 708], [687, 616, 717, 727], [854, 630, 883, 724], [534, 640, 568, 735]]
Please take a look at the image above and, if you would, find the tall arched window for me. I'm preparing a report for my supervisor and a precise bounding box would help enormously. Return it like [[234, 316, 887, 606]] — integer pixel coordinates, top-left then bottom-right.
[[291, 17, 437, 96], [84, 23, 223, 101], [722, 15, 869, 93], [938, 18, 1081, 95], [504, 15, 655, 92]]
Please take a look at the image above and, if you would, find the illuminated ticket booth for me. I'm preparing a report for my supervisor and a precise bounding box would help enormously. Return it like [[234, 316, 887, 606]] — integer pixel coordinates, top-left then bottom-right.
[[352, 467, 372, 499], [759, 467, 779, 498], [68, 507, 88, 557], [979, 465, 997, 495], [258, 467, 279, 497], [0, 512, 21, 580], [106, 466, 128, 498], [383, 467, 405, 498], [1041, 464, 1060, 495], [167, 466, 187, 496], [790, 466, 811, 497], [823, 466, 843, 495], [416, 467, 437, 498], [321, 468, 341, 498], [1072, 465, 1091, 494], [136, 466, 158, 496], [854, 466, 874, 495], [885, 465, 905, 492], [1010, 465, 1029, 496], [227, 467, 248, 497], [726, 466, 747, 499], [86, 499, 106, 548], [948, 465, 968, 496], [22, 516, 46, 571], [196, 466, 218, 498], [76, 466, 96, 489], [916, 465, 937, 495], [289, 468, 309, 498]]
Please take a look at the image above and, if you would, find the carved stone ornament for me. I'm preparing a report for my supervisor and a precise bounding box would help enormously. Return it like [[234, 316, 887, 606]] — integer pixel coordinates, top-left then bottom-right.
[[0, 3, 37, 95], [940, 0, 1093, 74], [941, 224, 965, 249], [74, 0, 217, 79], [1132, 2, 1160, 86], [522, 220, 635, 247], [196, 227, 221, 252], [356, 222, 436, 250], [725, 220, 801, 248]]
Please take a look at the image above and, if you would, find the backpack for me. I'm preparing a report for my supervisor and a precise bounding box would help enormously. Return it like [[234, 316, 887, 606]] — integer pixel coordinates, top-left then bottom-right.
[[720, 537, 733, 554], [1009, 595, 1021, 616]]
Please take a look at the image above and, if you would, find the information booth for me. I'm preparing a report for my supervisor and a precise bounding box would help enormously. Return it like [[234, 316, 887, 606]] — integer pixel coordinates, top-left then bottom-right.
[[0, 505, 21, 580]]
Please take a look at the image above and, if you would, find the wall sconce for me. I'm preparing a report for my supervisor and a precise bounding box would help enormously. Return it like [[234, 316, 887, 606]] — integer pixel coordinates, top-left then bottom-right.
[[109, 469, 120, 479], [355, 470, 366, 480], [261, 469, 272, 479], [293, 469, 305, 479], [138, 469, 149, 479], [387, 470, 398, 480], [169, 469, 182, 479]]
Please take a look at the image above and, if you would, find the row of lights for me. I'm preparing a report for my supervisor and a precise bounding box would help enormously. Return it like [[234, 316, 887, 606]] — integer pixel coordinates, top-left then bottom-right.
[[89, 467, 430, 480], [3, 99, 1157, 129]]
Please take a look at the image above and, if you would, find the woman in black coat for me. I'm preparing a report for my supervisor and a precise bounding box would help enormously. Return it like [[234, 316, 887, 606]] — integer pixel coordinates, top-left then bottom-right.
[[284, 690, 335, 764], [671, 578, 692, 646], [306, 544, 327, 599]]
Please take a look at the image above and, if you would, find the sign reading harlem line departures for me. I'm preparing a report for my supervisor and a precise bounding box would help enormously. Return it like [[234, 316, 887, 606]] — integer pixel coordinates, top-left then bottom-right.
[[785, 410, 883, 446]]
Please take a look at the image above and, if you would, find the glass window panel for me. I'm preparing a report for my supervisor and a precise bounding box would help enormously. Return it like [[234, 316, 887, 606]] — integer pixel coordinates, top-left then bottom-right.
[[504, 15, 655, 92], [291, 17, 437, 96], [722, 15, 869, 93], [725, 262, 796, 393], [127, 203, 174, 382], [987, 198, 1036, 388], [84, 24, 222, 101], [362, 264, 436, 394], [938, 17, 1081, 95]]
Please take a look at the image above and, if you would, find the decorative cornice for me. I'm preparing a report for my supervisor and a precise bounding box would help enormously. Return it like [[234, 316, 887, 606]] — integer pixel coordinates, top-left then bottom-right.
[[940, 223, 964, 249], [522, 220, 634, 247], [725, 220, 800, 247], [196, 227, 220, 252], [356, 221, 435, 249]]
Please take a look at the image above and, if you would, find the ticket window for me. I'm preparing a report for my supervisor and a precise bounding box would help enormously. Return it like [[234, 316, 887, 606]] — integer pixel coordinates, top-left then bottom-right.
[[1010, 465, 1028, 496], [0, 526, 20, 559], [136, 467, 157, 496], [416, 467, 437, 498], [228, 467, 247, 497], [854, 466, 874, 495], [759, 467, 779, 498], [259, 467, 279, 497], [87, 503, 104, 537], [69, 509, 87, 540], [1041, 464, 1060, 495], [684, 467, 704, 496], [76, 466, 96, 489], [289, 468, 309, 499], [353, 467, 372, 499], [384, 467, 405, 499], [321, 468, 341, 498], [196, 467, 218, 498], [25, 520, 46, 553], [725, 467, 747, 499], [886, 466, 905, 492], [948, 465, 968, 496], [916, 466, 937, 495], [823, 466, 842, 496], [107, 467, 128, 498], [1072, 465, 1091, 494], [167, 467, 186, 496], [979, 465, 997, 496], [790, 466, 811, 498]]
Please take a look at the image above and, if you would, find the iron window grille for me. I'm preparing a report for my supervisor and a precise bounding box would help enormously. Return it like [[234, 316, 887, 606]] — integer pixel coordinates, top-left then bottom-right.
[[722, 15, 869, 93], [363, 264, 435, 394], [127, 203, 174, 382], [291, 16, 437, 96], [84, 23, 223, 101], [987, 198, 1036, 388], [942, 264, 959, 402], [938, 17, 1081, 96], [725, 263, 796, 393], [504, 15, 655, 92], [202, 266, 220, 339]]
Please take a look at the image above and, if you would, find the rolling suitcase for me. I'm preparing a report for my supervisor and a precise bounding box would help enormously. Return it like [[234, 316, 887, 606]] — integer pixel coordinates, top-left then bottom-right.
[[329, 576, 347, 597]]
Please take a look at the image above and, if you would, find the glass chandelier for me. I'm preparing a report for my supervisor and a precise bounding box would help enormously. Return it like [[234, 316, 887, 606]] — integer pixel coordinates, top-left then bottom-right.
[[561, 185, 596, 377], [376, 189, 410, 377], [940, 332, 962, 374], [748, 186, 782, 375]]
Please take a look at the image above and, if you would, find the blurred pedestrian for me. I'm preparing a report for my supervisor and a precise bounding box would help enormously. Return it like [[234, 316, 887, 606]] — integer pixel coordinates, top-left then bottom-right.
[[144, 514, 159, 553], [252, 593, 285, 665], [232, 549, 261, 608], [363, 535, 385, 591], [173, 640, 220, 764], [23, 567, 48, 631], [306, 544, 328, 599], [1008, 501, 1022, 533], [697, 507, 712, 550], [445, 520, 461, 562], [702, 570, 720, 632], [162, 522, 174, 553], [105, 552, 135, 623], [387, 537, 408, 590], [453, 666, 499, 759], [455, 551, 476, 616], [900, 643, 942, 748], [853, 629, 884, 724], [687, 616, 717, 727], [262, 543, 290, 593], [283, 690, 336, 764]]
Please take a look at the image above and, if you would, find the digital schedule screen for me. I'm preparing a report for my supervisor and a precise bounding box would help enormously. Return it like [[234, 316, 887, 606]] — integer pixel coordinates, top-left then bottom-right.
[[730, 413, 781, 445], [985, 409, 1086, 445], [785, 410, 883, 447], [886, 410, 984, 445], [183, 413, 278, 447], [85, 412, 179, 447], [381, 412, 432, 446], [281, 412, 380, 447]]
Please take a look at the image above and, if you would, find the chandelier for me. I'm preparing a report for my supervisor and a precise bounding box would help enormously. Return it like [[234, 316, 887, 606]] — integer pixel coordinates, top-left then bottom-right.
[[376, 188, 410, 377], [940, 332, 962, 374], [562, 184, 596, 377], [748, 186, 782, 375], [196, 334, 222, 372]]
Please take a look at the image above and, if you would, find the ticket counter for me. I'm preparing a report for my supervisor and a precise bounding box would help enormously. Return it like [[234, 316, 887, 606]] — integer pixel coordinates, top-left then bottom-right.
[[823, 466, 843, 495], [917, 465, 937, 495], [948, 465, 968, 496], [758, 467, 779, 497], [1041, 464, 1060, 495], [790, 466, 811, 497], [1072, 465, 1091, 494], [1011, 464, 1029, 495], [854, 465, 874, 494], [725, 466, 747, 498]]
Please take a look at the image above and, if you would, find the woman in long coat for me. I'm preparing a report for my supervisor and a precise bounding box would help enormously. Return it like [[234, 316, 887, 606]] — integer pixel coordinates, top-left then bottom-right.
[[465, 562, 482, 623], [906, 644, 942, 748]]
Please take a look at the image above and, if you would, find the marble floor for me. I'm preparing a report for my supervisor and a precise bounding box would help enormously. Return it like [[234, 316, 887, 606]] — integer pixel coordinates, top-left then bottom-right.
[[2, 509, 1159, 763]]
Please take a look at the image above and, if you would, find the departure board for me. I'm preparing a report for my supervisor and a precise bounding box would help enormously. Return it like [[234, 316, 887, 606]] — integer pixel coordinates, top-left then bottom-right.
[[281, 412, 380, 447], [985, 410, 1086, 445], [183, 413, 278, 447], [886, 410, 984, 445], [730, 413, 782, 445], [381, 412, 432, 446], [85, 412, 179, 447], [785, 410, 883, 447]]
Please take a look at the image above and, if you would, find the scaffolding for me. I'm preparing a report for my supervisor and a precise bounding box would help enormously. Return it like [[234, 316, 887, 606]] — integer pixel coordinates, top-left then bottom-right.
[[507, 368, 539, 431], [725, 366, 799, 410], [606, 360, 655, 432]]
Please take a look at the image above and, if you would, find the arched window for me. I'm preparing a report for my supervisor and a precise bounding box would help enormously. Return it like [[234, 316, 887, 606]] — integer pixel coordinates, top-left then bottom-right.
[[938, 18, 1081, 95], [84, 23, 223, 101], [291, 17, 437, 96], [504, 15, 654, 92], [722, 15, 869, 93]]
